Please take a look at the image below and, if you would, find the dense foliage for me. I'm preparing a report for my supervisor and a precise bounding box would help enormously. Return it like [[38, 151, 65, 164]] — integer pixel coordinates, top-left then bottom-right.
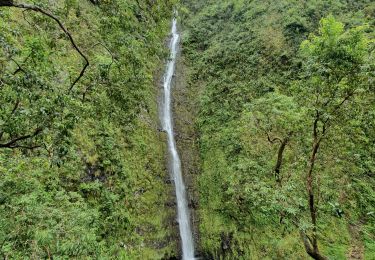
[[0, 0, 178, 258], [182, 0, 374, 259], [1, 0, 374, 259]]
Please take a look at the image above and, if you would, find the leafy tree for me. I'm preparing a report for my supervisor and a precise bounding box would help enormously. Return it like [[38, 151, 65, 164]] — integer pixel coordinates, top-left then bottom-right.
[[246, 92, 305, 185], [296, 16, 370, 259]]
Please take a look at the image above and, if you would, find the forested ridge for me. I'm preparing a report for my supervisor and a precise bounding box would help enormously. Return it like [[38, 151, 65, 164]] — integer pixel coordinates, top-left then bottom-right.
[[181, 0, 374, 259], [0, 0, 374, 259]]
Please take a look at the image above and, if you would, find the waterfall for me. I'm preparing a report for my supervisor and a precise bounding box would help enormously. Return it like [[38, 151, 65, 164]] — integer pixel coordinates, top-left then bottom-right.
[[161, 17, 195, 260]]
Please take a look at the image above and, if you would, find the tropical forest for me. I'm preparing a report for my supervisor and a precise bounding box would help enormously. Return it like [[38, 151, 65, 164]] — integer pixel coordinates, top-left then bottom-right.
[[0, 0, 374, 259]]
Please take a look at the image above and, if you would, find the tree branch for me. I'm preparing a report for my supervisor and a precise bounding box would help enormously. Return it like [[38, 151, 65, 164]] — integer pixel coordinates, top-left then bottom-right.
[[325, 91, 355, 123], [274, 132, 292, 184], [0, 127, 42, 149], [82, 42, 116, 100], [10, 57, 26, 75], [9, 144, 41, 150], [0, 1, 89, 91], [313, 110, 320, 139], [11, 99, 20, 114], [92, 42, 116, 70], [266, 131, 282, 144], [300, 230, 328, 260]]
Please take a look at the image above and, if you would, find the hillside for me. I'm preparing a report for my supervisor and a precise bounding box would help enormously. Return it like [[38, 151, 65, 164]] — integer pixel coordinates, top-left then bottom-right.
[[181, 0, 374, 259], [1, 0, 374, 259]]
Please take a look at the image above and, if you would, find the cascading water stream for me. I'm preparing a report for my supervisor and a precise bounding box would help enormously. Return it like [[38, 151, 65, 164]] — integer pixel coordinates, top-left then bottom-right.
[[161, 17, 195, 260]]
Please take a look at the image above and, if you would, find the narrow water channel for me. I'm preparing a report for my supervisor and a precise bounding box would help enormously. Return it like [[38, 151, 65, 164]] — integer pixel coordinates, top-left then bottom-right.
[[161, 17, 195, 260]]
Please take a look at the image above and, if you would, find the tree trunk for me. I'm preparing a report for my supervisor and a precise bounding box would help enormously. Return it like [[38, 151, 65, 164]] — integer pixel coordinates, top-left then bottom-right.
[[274, 134, 290, 184], [307, 141, 320, 252], [301, 114, 328, 260], [300, 231, 328, 260]]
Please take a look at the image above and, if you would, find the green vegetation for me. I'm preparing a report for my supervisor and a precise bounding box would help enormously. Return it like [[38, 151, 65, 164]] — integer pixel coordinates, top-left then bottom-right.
[[182, 0, 374, 259], [0, 0, 178, 258], [1, 0, 374, 259]]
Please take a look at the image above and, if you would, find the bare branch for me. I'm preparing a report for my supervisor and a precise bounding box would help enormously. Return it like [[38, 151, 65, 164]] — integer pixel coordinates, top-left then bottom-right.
[[8, 144, 41, 150], [82, 42, 115, 100], [327, 92, 355, 121], [92, 42, 116, 70], [274, 132, 292, 184], [11, 99, 20, 114], [0, 127, 42, 149], [266, 131, 282, 144], [313, 110, 320, 139], [0, 2, 89, 91], [320, 91, 356, 135], [22, 9, 34, 27], [10, 57, 26, 75]]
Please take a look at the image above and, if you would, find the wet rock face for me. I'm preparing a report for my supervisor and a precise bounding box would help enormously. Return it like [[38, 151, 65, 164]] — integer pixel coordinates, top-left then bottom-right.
[[220, 232, 233, 252], [163, 256, 179, 260], [188, 198, 198, 210], [162, 18, 195, 259], [172, 24, 203, 258]]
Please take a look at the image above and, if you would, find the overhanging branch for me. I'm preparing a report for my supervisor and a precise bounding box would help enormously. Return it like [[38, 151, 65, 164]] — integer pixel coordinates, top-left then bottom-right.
[[0, 127, 42, 149], [0, 1, 89, 91]]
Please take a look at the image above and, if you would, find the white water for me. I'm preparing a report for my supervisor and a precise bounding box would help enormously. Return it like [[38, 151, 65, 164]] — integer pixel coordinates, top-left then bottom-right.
[[161, 18, 195, 260]]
